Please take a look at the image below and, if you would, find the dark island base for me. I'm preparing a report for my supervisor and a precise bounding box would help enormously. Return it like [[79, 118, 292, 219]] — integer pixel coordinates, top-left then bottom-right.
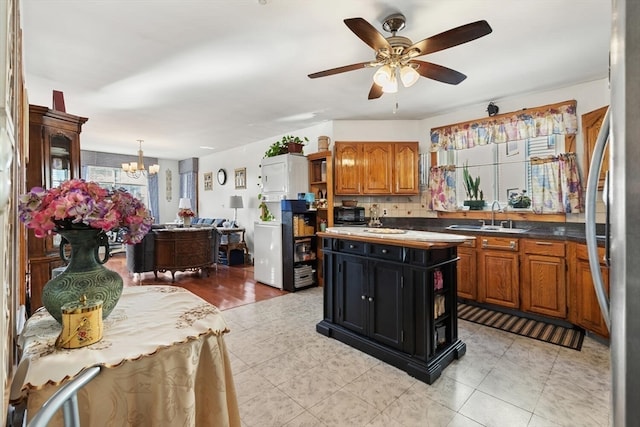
[[317, 320, 466, 385]]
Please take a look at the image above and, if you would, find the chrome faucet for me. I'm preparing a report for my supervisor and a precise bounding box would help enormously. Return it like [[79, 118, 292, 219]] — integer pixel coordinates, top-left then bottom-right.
[[491, 201, 501, 226]]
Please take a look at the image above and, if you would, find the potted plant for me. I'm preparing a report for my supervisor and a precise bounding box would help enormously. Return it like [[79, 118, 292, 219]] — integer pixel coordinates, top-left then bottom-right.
[[462, 162, 485, 210], [264, 135, 309, 158], [264, 140, 288, 158], [508, 189, 531, 209], [257, 193, 275, 221], [282, 135, 308, 154]]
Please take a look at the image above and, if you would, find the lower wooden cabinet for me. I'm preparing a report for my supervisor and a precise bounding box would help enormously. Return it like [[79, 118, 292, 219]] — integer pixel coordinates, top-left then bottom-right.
[[477, 236, 520, 309], [455, 232, 609, 339], [568, 243, 610, 338], [457, 239, 477, 300], [521, 239, 567, 318]]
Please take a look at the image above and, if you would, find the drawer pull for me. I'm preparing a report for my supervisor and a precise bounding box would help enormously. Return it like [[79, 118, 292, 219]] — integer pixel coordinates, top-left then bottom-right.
[[349, 244, 356, 249], [482, 239, 517, 251], [381, 249, 388, 254], [535, 241, 553, 246]]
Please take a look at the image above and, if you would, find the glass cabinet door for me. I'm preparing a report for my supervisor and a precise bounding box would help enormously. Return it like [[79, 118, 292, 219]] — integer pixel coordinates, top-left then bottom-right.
[[49, 133, 72, 188]]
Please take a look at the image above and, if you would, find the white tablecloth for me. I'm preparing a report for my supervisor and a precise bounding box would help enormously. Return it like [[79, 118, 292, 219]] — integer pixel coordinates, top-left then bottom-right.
[[10, 286, 240, 426]]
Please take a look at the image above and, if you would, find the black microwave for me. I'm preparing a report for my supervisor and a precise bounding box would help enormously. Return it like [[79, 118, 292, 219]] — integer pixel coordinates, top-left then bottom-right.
[[334, 206, 366, 224]]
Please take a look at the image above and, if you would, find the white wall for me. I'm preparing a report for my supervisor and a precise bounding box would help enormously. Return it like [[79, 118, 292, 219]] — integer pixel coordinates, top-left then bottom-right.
[[333, 120, 424, 143], [198, 121, 333, 257], [156, 158, 180, 224]]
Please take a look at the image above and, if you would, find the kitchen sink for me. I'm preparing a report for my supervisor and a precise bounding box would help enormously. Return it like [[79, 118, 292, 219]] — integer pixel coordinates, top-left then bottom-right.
[[446, 224, 529, 234]]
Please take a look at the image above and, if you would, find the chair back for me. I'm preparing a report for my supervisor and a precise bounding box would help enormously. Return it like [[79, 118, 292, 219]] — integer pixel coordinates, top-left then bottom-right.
[[27, 366, 101, 427]]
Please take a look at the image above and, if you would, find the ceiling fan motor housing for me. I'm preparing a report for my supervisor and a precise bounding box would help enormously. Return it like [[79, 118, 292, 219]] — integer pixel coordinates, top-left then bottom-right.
[[382, 13, 406, 34]]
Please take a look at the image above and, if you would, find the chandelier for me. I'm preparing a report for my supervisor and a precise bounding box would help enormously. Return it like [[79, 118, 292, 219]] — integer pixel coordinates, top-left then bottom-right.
[[121, 140, 159, 179]]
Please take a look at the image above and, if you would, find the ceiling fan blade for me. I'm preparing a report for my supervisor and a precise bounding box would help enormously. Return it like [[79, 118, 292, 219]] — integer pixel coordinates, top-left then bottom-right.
[[308, 61, 372, 79], [368, 83, 383, 100], [404, 20, 492, 57], [411, 60, 467, 85], [344, 18, 392, 52]]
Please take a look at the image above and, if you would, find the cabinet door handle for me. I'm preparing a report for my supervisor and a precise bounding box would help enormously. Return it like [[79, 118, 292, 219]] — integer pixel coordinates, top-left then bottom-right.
[[361, 295, 366, 300], [381, 249, 388, 254], [368, 297, 374, 302], [482, 239, 517, 251], [349, 244, 356, 249]]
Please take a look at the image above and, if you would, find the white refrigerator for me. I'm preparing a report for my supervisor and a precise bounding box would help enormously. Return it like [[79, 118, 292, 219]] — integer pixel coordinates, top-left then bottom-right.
[[253, 154, 309, 289], [254, 221, 283, 289]]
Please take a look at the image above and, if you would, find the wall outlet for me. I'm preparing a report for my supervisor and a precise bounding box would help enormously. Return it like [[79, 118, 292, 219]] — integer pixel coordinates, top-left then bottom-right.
[[383, 209, 387, 216]]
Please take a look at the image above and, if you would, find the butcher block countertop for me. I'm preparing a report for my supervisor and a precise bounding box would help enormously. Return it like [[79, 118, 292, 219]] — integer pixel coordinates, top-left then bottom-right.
[[317, 226, 474, 250]]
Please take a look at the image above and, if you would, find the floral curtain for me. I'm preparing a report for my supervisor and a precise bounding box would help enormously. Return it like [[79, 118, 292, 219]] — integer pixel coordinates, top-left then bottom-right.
[[428, 166, 457, 211], [430, 100, 578, 151], [530, 153, 583, 213]]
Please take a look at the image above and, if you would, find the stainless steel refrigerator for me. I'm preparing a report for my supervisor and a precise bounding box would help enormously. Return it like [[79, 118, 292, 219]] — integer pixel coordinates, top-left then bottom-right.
[[585, 2, 640, 425]]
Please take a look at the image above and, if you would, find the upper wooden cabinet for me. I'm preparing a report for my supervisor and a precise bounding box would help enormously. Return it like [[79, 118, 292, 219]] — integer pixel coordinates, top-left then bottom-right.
[[393, 142, 420, 194], [334, 141, 419, 195], [362, 143, 393, 194], [335, 142, 362, 194], [582, 105, 609, 190]]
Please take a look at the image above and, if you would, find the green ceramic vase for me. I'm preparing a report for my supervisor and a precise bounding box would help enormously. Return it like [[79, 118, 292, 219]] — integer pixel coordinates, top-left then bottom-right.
[[42, 228, 123, 324]]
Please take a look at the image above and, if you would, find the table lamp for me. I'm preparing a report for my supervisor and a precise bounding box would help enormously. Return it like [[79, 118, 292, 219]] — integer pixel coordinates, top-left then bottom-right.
[[178, 198, 192, 224], [229, 195, 243, 225]]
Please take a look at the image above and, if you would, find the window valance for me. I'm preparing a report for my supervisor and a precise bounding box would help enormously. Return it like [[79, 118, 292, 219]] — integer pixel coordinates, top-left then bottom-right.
[[430, 100, 578, 151]]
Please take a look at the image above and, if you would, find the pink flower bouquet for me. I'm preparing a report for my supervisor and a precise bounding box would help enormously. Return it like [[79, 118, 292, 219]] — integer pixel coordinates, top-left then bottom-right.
[[18, 179, 153, 244]]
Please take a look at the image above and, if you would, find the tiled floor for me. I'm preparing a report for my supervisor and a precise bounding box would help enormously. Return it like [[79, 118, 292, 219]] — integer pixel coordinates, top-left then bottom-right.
[[221, 287, 611, 427]]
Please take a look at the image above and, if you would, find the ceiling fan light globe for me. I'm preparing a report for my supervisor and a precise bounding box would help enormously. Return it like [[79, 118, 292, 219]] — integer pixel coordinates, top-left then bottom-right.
[[381, 75, 398, 93], [373, 65, 393, 86], [400, 66, 419, 87]]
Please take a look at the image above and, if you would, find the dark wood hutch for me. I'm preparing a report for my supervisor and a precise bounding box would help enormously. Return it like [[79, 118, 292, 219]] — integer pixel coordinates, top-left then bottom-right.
[[25, 105, 88, 314]]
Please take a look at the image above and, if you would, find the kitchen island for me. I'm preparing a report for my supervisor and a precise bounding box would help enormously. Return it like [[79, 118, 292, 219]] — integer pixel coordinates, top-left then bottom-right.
[[316, 227, 472, 384]]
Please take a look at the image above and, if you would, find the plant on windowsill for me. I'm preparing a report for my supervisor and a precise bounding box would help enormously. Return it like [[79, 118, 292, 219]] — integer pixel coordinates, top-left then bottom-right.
[[462, 162, 485, 210], [508, 189, 531, 209]]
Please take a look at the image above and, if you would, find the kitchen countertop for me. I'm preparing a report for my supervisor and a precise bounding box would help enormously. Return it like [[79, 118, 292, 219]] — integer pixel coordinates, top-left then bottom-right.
[[369, 218, 606, 245], [320, 226, 474, 249]]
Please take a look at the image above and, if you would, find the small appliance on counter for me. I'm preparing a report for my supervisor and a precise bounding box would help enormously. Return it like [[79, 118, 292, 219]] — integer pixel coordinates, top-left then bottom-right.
[[334, 205, 366, 226]]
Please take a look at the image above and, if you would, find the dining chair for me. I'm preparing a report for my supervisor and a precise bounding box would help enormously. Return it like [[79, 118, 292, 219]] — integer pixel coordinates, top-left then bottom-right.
[[27, 366, 101, 427]]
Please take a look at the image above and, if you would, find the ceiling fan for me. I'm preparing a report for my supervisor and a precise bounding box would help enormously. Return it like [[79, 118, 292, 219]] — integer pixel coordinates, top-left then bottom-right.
[[308, 14, 492, 99]]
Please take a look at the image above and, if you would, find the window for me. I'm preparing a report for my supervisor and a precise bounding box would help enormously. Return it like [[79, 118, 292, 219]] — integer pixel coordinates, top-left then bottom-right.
[[443, 135, 564, 206], [84, 166, 150, 208]]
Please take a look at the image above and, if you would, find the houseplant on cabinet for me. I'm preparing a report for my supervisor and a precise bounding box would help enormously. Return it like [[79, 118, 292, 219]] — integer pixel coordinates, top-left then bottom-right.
[[462, 162, 485, 210], [264, 135, 309, 157]]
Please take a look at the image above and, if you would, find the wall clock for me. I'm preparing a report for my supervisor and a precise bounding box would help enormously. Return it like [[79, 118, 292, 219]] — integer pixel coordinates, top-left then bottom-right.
[[217, 168, 227, 185]]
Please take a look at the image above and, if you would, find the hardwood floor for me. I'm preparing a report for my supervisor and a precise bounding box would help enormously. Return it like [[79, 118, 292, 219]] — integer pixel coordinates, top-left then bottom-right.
[[106, 253, 287, 310]]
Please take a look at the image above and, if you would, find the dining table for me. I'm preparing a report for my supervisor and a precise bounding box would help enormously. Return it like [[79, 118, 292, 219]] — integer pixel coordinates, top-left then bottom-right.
[[10, 285, 241, 426]]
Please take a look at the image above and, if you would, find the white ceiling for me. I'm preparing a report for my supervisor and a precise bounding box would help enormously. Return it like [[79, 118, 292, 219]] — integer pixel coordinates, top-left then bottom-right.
[[21, 0, 611, 160]]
